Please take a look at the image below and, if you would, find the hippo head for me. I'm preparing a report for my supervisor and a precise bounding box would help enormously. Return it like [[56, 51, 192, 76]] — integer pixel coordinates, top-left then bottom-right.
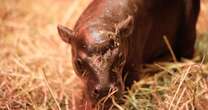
[[57, 16, 133, 106]]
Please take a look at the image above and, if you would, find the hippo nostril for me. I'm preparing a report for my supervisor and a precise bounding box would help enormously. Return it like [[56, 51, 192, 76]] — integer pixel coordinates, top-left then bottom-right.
[[93, 85, 102, 95], [94, 88, 100, 94], [92, 85, 112, 99]]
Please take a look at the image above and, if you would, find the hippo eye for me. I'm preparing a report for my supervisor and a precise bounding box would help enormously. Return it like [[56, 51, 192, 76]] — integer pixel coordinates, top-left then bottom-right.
[[77, 59, 82, 66], [109, 39, 115, 49], [74, 58, 85, 75]]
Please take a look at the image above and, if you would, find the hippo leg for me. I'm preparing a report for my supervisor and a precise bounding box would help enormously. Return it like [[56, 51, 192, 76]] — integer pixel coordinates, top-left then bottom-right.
[[122, 66, 140, 88], [174, 0, 200, 59], [174, 23, 196, 59]]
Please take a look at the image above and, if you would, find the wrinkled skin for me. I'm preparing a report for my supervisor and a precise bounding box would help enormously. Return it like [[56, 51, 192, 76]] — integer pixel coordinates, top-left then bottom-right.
[[57, 0, 200, 109]]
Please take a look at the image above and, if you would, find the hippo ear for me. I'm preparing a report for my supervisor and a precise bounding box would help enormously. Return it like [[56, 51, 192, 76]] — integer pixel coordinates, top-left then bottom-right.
[[116, 16, 134, 37], [57, 25, 75, 44]]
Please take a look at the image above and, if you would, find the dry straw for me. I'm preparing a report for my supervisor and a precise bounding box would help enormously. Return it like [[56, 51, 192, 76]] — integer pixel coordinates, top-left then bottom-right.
[[1, 0, 208, 110]]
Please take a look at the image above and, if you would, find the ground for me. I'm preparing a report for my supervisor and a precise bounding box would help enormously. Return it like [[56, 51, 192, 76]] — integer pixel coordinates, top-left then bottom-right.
[[0, 0, 208, 110]]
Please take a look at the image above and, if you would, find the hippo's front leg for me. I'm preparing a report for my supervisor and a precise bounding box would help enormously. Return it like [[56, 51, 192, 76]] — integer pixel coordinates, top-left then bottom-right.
[[123, 65, 141, 88], [174, 0, 200, 59]]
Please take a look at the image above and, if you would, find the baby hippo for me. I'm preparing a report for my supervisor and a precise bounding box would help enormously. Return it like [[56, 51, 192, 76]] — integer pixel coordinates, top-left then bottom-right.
[[57, 0, 200, 109]]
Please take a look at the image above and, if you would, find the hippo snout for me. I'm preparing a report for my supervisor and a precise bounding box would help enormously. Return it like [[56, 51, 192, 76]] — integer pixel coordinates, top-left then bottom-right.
[[92, 84, 111, 99], [88, 83, 123, 104], [93, 84, 116, 98]]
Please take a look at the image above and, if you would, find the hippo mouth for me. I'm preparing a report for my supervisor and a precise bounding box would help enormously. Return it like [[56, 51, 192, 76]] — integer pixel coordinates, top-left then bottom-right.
[[86, 81, 124, 107], [88, 86, 124, 108]]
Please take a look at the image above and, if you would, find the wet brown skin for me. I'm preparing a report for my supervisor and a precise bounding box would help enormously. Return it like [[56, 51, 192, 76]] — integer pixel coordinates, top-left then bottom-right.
[[57, 0, 200, 109]]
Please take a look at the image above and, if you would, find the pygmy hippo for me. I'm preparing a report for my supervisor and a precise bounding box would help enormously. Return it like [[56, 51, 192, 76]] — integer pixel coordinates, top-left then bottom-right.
[[57, 0, 200, 109]]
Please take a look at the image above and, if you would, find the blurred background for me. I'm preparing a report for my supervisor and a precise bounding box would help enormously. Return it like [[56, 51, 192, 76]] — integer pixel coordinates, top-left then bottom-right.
[[0, 0, 208, 109], [198, 0, 208, 33]]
